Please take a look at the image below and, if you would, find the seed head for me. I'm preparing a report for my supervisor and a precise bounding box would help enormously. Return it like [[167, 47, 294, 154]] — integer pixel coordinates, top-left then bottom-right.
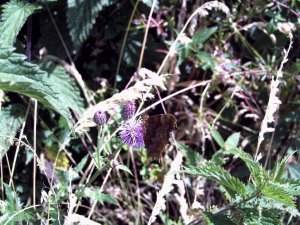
[[93, 111, 107, 125], [122, 101, 136, 120]]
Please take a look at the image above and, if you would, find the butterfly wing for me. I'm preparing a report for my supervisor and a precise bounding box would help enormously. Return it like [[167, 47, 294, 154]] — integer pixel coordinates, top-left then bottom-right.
[[143, 114, 177, 158]]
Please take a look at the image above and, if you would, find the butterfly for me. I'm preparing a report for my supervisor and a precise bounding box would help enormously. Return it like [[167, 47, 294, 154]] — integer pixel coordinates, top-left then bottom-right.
[[143, 114, 177, 159]]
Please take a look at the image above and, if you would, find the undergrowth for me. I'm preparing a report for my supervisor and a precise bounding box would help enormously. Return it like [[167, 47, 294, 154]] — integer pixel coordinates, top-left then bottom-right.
[[0, 0, 300, 224]]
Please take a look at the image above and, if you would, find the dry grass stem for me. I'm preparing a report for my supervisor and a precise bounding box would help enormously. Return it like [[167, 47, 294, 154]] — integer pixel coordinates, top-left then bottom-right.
[[147, 151, 183, 225]]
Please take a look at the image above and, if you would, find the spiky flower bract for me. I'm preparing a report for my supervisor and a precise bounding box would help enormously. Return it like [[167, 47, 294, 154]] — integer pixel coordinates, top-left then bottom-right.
[[119, 119, 144, 148], [122, 101, 136, 120]]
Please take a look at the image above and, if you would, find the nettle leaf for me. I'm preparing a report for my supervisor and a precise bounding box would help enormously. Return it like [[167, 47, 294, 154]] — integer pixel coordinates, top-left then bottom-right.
[[271, 154, 290, 182], [0, 104, 25, 159], [241, 208, 281, 225], [67, 0, 115, 48], [185, 161, 247, 197], [0, 47, 73, 127], [176, 142, 201, 167], [248, 196, 300, 217], [0, 184, 33, 224], [84, 187, 118, 205], [277, 178, 300, 196], [227, 148, 268, 188], [39, 62, 85, 116], [261, 183, 295, 207], [0, 0, 41, 47], [203, 211, 236, 225]]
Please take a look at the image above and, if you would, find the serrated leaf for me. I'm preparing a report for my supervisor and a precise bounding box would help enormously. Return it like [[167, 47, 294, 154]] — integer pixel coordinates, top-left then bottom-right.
[[0, 0, 41, 47], [261, 183, 295, 207], [0, 184, 33, 224], [176, 142, 201, 167], [184, 161, 247, 197], [84, 187, 118, 205], [0, 104, 25, 159], [0, 47, 73, 127], [67, 0, 115, 48], [192, 27, 218, 44], [277, 178, 300, 196], [247, 196, 300, 217], [210, 128, 225, 148], [227, 148, 269, 188], [39, 62, 85, 116], [241, 208, 281, 225], [224, 133, 240, 151], [271, 153, 292, 181]]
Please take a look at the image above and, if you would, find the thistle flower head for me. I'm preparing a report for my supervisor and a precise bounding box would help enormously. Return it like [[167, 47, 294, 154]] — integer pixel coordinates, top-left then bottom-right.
[[93, 111, 107, 125], [119, 119, 144, 148], [122, 101, 136, 120]]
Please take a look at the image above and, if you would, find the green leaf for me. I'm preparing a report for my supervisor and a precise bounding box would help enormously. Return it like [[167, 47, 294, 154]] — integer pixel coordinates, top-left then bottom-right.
[[176, 142, 201, 167], [116, 165, 133, 176], [271, 153, 293, 181], [241, 208, 281, 225], [261, 183, 295, 207], [212, 149, 227, 165], [84, 187, 118, 205], [0, 0, 41, 47], [0, 47, 73, 127], [224, 133, 240, 151], [277, 178, 300, 196], [192, 27, 218, 44], [67, 0, 115, 48], [39, 62, 85, 116], [210, 128, 225, 148], [0, 104, 26, 159], [0, 184, 33, 224], [74, 155, 88, 173], [197, 51, 215, 70], [203, 211, 236, 225], [184, 161, 247, 197], [287, 163, 300, 179], [247, 196, 300, 217], [227, 148, 268, 188]]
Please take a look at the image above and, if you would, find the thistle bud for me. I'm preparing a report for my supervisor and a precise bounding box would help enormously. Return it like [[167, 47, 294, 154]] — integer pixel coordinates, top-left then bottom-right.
[[122, 101, 136, 120], [93, 111, 107, 125]]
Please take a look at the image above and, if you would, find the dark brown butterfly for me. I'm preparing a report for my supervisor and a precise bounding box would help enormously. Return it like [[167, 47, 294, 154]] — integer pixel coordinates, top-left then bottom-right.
[[143, 114, 177, 159]]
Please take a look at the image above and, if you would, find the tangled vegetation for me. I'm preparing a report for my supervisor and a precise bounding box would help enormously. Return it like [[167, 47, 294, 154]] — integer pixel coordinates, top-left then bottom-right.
[[0, 0, 300, 224]]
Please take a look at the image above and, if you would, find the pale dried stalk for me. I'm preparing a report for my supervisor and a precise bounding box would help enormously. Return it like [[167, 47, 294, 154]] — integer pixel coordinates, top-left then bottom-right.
[[74, 69, 166, 133], [255, 26, 294, 159], [147, 151, 183, 225]]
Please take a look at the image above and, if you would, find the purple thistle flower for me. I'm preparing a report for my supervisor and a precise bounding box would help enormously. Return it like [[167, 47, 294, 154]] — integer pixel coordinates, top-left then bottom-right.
[[93, 111, 107, 125], [122, 101, 136, 120], [119, 119, 144, 148]]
